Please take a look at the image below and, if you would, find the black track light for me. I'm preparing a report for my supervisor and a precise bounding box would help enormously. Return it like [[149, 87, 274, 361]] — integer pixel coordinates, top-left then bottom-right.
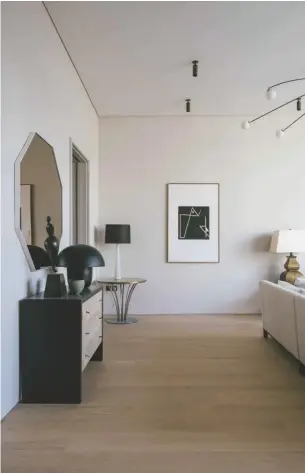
[[297, 97, 302, 111], [192, 60, 198, 77], [186, 99, 191, 113]]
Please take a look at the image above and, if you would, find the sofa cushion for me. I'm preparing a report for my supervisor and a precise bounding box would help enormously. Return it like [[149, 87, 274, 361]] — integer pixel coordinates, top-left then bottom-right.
[[278, 280, 305, 294], [295, 277, 305, 289]]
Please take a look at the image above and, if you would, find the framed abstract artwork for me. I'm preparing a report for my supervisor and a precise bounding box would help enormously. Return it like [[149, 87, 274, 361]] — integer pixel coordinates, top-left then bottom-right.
[[167, 183, 219, 263]]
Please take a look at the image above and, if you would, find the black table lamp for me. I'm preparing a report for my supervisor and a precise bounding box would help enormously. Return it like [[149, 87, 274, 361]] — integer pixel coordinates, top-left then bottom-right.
[[57, 244, 105, 287], [105, 224, 131, 280]]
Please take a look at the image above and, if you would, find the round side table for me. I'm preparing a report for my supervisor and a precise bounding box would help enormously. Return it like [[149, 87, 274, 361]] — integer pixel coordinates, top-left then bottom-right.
[[98, 278, 146, 324]]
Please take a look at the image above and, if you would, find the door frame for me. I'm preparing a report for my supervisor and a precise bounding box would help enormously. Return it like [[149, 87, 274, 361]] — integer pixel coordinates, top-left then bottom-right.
[[69, 139, 89, 245]]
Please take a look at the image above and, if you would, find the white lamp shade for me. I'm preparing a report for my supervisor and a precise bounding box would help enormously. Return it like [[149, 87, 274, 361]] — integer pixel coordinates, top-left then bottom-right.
[[266, 88, 276, 100], [241, 120, 250, 130], [276, 129, 284, 139], [269, 230, 305, 254]]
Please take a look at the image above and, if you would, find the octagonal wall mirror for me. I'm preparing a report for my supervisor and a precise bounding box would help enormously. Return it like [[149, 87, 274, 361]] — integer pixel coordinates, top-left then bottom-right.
[[15, 133, 62, 271]]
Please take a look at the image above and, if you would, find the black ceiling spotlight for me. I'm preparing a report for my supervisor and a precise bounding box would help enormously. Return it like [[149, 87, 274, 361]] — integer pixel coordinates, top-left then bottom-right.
[[297, 97, 302, 111], [192, 60, 198, 77], [186, 98, 191, 113]]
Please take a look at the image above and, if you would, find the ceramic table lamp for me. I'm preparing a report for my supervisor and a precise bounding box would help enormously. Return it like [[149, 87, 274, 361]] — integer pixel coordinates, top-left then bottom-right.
[[269, 229, 305, 284], [105, 224, 131, 280]]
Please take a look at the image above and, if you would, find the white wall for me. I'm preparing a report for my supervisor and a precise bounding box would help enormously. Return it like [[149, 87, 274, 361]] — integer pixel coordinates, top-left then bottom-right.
[[1, 2, 99, 418], [98, 116, 305, 315]]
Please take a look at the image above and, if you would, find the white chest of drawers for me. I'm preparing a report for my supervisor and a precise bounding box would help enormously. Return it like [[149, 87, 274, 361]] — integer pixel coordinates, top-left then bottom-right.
[[19, 282, 103, 404]]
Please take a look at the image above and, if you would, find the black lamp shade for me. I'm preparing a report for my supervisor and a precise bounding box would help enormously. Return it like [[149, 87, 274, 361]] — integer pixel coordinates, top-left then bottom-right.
[[105, 224, 131, 244], [56, 244, 105, 287], [57, 244, 105, 268]]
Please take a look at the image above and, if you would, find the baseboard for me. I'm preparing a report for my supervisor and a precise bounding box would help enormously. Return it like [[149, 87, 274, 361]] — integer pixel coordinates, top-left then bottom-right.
[[104, 313, 262, 317]]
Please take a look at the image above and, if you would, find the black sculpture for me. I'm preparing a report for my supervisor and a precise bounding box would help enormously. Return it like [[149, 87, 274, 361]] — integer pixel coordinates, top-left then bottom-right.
[[44, 216, 59, 272]]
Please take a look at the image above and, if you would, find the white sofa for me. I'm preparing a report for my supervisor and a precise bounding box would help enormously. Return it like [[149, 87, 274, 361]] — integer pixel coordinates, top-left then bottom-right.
[[259, 280, 305, 374]]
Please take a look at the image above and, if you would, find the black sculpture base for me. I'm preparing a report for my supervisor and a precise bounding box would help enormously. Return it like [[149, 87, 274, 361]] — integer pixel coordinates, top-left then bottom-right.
[[44, 274, 67, 298]]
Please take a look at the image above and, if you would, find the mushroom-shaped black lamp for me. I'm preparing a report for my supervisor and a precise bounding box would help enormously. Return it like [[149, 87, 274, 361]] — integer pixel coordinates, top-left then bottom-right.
[[57, 244, 105, 287]]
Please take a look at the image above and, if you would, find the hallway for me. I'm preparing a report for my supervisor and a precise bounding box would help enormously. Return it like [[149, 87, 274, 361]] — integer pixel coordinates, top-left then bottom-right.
[[2, 315, 305, 472]]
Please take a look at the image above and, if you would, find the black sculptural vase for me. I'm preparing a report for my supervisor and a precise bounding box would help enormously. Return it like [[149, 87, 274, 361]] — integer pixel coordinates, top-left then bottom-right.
[[44, 216, 59, 272]]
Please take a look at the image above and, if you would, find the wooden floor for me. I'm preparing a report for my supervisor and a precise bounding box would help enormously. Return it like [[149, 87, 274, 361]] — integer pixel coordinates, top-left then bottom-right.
[[2, 315, 305, 473]]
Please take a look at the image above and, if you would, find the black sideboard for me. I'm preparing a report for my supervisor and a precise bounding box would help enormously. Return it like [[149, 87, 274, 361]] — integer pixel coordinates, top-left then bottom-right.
[[19, 282, 103, 404]]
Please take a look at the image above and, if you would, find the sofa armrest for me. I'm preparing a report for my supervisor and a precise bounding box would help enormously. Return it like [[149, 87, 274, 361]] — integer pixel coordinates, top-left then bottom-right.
[[294, 294, 305, 365], [259, 280, 299, 359]]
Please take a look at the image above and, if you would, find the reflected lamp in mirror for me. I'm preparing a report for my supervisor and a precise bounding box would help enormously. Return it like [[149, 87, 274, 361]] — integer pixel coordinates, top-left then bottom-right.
[[269, 229, 305, 284], [27, 245, 51, 270], [14, 132, 62, 271], [57, 244, 105, 288]]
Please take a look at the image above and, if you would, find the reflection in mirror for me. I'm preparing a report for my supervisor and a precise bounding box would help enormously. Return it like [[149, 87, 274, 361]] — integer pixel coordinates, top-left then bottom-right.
[[15, 133, 62, 271]]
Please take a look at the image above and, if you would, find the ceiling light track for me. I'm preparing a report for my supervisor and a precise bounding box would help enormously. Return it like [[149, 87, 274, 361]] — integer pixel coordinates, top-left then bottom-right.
[[242, 77, 305, 138], [244, 93, 305, 126], [281, 111, 305, 133], [266, 77, 305, 99]]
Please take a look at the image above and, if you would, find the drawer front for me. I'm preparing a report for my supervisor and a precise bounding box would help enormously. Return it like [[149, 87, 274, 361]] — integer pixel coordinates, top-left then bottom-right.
[[81, 290, 103, 371], [82, 292, 102, 320], [82, 328, 102, 371], [82, 291, 102, 333], [82, 312, 102, 352]]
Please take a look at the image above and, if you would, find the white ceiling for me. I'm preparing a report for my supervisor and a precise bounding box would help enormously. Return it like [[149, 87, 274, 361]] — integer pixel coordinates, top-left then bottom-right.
[[46, 1, 305, 117]]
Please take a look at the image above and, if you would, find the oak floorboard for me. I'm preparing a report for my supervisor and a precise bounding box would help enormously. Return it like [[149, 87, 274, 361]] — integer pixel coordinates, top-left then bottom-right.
[[2, 315, 305, 472]]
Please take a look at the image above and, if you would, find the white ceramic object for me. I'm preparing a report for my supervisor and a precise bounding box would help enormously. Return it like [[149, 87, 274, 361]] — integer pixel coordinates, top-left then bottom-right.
[[69, 279, 85, 295]]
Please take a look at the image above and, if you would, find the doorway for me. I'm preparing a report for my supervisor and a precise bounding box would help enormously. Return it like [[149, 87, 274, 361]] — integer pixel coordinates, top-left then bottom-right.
[[71, 142, 89, 245]]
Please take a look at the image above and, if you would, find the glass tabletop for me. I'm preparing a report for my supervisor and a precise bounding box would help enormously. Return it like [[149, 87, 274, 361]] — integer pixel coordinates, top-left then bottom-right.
[[97, 278, 146, 284]]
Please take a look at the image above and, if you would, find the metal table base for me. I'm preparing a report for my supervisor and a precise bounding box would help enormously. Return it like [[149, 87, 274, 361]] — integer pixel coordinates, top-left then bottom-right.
[[98, 279, 146, 324], [106, 316, 138, 325]]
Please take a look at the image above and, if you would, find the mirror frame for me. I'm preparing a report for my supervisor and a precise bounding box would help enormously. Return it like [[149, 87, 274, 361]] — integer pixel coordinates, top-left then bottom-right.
[[14, 132, 63, 271]]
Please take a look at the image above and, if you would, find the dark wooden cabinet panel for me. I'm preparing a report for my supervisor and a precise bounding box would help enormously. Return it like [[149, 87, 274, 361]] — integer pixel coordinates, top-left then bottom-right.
[[19, 282, 103, 404]]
